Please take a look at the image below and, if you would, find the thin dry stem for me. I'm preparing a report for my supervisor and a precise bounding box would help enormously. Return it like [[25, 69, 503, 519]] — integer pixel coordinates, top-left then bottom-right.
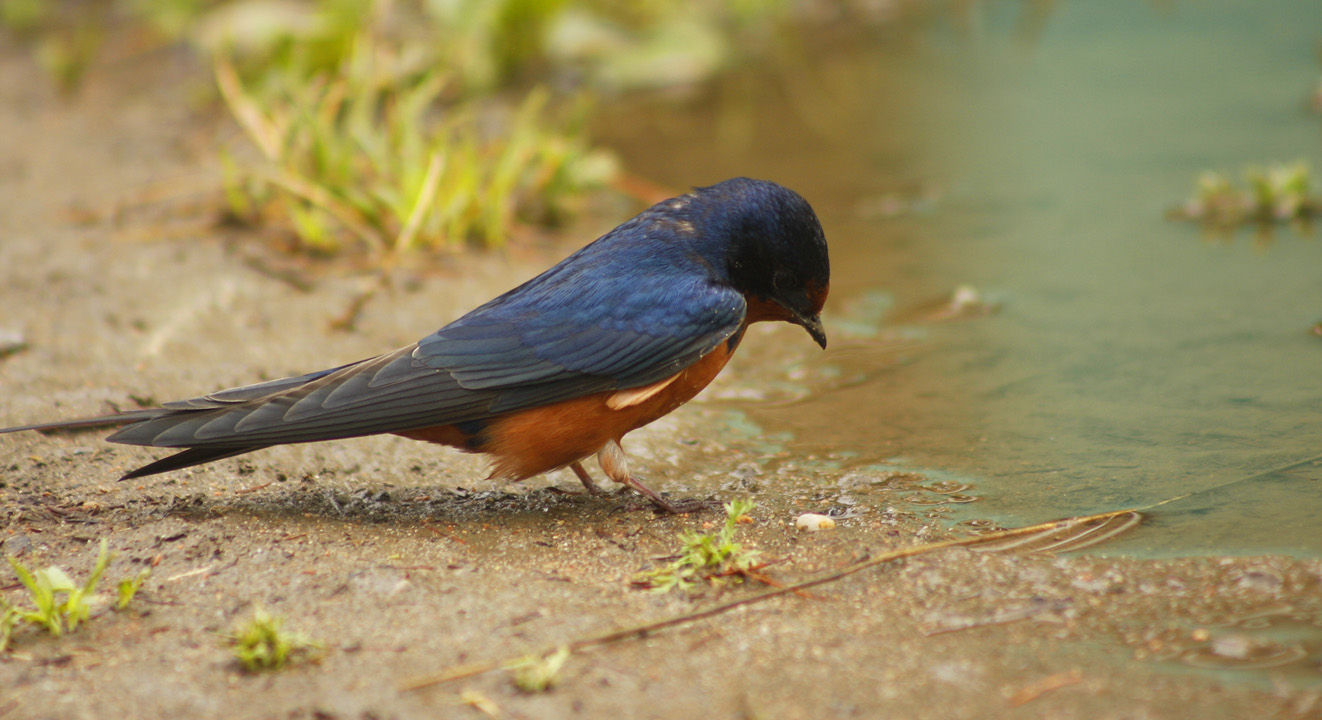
[[397, 508, 1139, 692]]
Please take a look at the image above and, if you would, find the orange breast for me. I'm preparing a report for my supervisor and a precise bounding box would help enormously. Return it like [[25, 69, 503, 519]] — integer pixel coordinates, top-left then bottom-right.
[[482, 330, 743, 480]]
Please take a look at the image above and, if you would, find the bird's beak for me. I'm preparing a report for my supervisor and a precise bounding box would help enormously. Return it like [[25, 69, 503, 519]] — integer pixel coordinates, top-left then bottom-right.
[[793, 312, 827, 350]]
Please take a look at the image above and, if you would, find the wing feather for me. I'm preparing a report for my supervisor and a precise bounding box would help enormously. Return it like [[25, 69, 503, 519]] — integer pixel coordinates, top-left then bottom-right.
[[105, 269, 745, 450]]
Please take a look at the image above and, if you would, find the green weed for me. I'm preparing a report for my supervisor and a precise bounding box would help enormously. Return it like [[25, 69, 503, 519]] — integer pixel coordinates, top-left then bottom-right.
[[1173, 161, 1317, 228], [5, 0, 803, 254], [118, 568, 151, 610], [0, 0, 105, 93], [217, 44, 613, 255], [1, 538, 148, 651], [634, 499, 761, 593], [510, 645, 571, 692], [226, 605, 321, 672]]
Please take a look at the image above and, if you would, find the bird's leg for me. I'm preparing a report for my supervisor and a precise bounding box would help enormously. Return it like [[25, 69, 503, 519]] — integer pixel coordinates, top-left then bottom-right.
[[569, 461, 605, 495], [596, 440, 680, 513], [597, 440, 717, 514]]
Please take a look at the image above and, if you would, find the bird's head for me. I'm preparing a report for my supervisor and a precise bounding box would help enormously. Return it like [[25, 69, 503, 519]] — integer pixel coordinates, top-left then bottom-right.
[[689, 178, 830, 349]]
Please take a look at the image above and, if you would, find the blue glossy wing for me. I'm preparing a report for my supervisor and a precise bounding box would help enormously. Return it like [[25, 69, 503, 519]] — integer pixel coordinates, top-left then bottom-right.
[[416, 263, 746, 412], [106, 261, 745, 449]]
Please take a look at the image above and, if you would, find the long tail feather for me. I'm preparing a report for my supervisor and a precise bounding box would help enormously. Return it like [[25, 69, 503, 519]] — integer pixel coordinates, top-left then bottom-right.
[[120, 446, 268, 480], [0, 410, 166, 435]]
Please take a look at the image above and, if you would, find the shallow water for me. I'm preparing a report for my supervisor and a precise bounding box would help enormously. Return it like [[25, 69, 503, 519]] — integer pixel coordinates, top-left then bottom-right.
[[599, 0, 1322, 557]]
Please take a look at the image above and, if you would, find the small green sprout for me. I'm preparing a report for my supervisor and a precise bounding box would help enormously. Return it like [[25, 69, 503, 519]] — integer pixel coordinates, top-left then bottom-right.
[[634, 499, 761, 593], [117, 568, 151, 610], [1, 538, 145, 651], [226, 606, 321, 672], [510, 646, 571, 693], [4, 539, 109, 638]]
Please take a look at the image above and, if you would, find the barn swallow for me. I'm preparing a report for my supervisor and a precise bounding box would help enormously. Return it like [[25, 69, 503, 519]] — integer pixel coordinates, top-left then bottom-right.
[[0, 177, 829, 512]]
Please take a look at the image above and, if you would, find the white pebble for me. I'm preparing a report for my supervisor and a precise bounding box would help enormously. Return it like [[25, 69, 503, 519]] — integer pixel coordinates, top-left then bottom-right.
[[795, 513, 836, 532]]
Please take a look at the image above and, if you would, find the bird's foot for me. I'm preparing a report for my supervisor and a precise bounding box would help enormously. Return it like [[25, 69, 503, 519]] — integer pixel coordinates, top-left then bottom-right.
[[594, 440, 717, 513], [616, 474, 717, 514], [569, 461, 606, 495]]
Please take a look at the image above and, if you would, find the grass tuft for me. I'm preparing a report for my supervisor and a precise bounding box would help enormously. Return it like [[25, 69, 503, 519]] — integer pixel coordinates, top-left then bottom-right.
[[216, 42, 614, 256], [509, 645, 571, 692], [633, 499, 761, 593], [3, 0, 809, 256], [226, 605, 321, 672], [1172, 160, 1317, 229], [1, 538, 147, 651]]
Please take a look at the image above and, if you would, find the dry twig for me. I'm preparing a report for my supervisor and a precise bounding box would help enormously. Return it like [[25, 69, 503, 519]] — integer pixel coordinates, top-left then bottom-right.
[[397, 508, 1139, 692]]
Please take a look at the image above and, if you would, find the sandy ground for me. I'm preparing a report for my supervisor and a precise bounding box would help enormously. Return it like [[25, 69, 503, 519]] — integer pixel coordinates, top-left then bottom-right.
[[1, 46, 1320, 720]]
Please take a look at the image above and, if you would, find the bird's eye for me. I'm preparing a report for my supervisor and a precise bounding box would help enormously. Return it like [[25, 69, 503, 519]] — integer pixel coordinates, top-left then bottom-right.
[[772, 269, 793, 290]]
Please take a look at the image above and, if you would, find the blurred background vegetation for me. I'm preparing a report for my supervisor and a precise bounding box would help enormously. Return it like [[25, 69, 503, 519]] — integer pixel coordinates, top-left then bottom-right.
[[0, 0, 860, 257]]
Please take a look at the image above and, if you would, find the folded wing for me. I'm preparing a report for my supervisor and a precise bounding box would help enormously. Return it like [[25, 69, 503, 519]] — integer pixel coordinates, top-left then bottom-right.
[[105, 271, 746, 454]]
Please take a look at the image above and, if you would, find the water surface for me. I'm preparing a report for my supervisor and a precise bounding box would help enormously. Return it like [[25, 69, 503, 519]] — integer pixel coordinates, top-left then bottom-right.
[[599, 0, 1322, 557]]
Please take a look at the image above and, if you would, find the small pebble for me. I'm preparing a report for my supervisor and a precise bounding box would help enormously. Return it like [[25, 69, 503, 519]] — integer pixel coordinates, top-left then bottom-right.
[[1236, 570, 1282, 594], [795, 513, 836, 532], [0, 327, 26, 358], [1210, 634, 1256, 660]]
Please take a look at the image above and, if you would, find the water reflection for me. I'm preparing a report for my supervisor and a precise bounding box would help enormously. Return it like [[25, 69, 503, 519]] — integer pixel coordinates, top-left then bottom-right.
[[598, 0, 1322, 557]]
